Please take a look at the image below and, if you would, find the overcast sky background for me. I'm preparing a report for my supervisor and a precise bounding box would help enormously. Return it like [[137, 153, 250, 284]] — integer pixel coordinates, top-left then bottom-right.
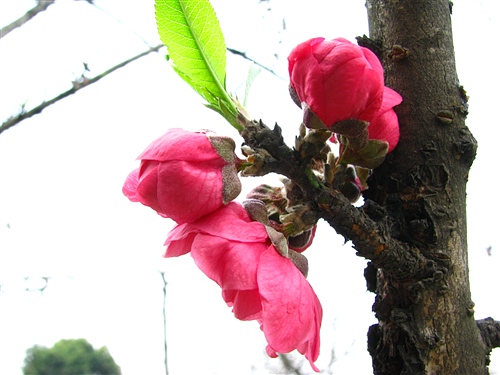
[[0, 0, 499, 374]]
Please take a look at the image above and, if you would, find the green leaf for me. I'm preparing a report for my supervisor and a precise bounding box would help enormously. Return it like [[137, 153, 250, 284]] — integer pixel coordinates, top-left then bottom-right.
[[155, 0, 240, 128]]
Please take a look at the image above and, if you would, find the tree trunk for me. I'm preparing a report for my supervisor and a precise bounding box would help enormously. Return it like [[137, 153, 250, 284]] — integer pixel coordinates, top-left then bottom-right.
[[363, 1, 487, 373]]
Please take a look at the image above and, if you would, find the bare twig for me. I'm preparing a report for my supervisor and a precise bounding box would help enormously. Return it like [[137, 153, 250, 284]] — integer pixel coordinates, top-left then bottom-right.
[[0, 43, 164, 134], [159, 271, 169, 375], [227, 47, 284, 80], [0, 0, 56, 39], [277, 354, 305, 375], [84, 1, 152, 48]]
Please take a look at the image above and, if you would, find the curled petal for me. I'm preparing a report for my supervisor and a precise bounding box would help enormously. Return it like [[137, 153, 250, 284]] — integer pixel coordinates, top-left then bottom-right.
[[288, 37, 325, 77], [368, 87, 403, 152], [288, 38, 385, 127], [163, 223, 197, 257], [123, 128, 242, 223], [138, 128, 219, 162], [265, 345, 279, 358], [184, 203, 269, 243], [379, 86, 403, 111], [257, 246, 322, 370], [163, 203, 269, 256], [369, 109, 400, 152], [296, 294, 322, 372], [223, 289, 262, 321], [191, 234, 265, 291], [162, 202, 322, 372], [155, 159, 225, 223], [122, 169, 140, 202], [135, 163, 166, 215]]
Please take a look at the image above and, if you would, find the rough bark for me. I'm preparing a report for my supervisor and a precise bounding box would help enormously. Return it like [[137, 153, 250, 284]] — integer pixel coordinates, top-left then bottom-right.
[[233, 1, 495, 372], [363, 1, 488, 373]]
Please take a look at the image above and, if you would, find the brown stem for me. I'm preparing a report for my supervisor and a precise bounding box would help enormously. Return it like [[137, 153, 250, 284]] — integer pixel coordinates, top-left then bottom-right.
[[277, 354, 305, 375], [226, 47, 283, 79], [0, 44, 164, 134], [240, 119, 438, 280], [0, 0, 56, 39]]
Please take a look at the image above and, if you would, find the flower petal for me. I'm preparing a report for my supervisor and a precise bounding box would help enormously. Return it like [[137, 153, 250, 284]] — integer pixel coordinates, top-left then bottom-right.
[[186, 203, 269, 243], [137, 128, 219, 162], [223, 289, 262, 321], [154, 159, 225, 223], [122, 169, 140, 202], [163, 223, 197, 257], [368, 87, 403, 152], [288, 38, 385, 127], [296, 292, 322, 372], [257, 246, 322, 368], [191, 234, 266, 291], [369, 109, 400, 152]]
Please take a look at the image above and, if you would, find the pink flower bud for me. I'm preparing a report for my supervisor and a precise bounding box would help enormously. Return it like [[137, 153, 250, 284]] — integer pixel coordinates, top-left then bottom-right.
[[288, 37, 385, 127], [164, 202, 323, 371], [368, 87, 403, 152], [122, 128, 241, 224]]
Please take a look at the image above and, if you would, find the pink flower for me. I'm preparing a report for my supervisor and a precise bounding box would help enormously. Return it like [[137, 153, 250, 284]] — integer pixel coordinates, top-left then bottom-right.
[[123, 128, 241, 224], [288, 37, 385, 127], [165, 202, 323, 371], [368, 87, 403, 152]]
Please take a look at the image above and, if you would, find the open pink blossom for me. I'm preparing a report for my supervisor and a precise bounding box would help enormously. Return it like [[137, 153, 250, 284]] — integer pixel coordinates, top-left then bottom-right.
[[122, 128, 241, 224], [164, 202, 323, 371], [368, 87, 403, 152], [288, 37, 385, 127]]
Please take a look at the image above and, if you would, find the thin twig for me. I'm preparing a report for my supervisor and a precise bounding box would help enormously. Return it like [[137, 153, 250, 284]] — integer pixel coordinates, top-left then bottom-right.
[[84, 1, 152, 48], [159, 271, 169, 375], [0, 0, 56, 39], [0, 43, 164, 134], [227, 47, 284, 80], [0, 43, 281, 134], [277, 354, 305, 375]]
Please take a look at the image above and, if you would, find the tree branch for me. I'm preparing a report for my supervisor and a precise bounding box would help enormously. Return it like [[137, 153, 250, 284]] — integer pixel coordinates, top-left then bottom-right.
[[159, 271, 169, 375], [476, 317, 500, 351], [0, 0, 56, 39], [84, 0, 152, 48], [0, 44, 281, 134], [240, 119, 438, 280], [277, 354, 305, 375], [227, 47, 284, 80], [0, 43, 164, 135]]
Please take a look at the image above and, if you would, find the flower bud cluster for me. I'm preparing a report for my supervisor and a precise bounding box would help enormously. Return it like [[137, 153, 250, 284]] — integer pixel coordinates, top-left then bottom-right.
[[123, 128, 242, 224], [123, 128, 321, 371], [288, 37, 402, 166], [123, 36, 402, 373]]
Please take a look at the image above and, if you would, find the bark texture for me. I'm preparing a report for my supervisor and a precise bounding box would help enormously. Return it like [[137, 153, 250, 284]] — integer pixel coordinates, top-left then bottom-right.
[[363, 1, 487, 373], [238, 1, 496, 373]]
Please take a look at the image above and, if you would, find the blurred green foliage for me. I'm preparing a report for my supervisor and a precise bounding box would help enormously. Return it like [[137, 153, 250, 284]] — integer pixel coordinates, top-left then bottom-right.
[[22, 338, 121, 375]]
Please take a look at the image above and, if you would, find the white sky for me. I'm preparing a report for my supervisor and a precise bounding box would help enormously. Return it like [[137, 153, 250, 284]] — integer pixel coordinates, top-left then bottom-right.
[[0, 0, 499, 374]]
